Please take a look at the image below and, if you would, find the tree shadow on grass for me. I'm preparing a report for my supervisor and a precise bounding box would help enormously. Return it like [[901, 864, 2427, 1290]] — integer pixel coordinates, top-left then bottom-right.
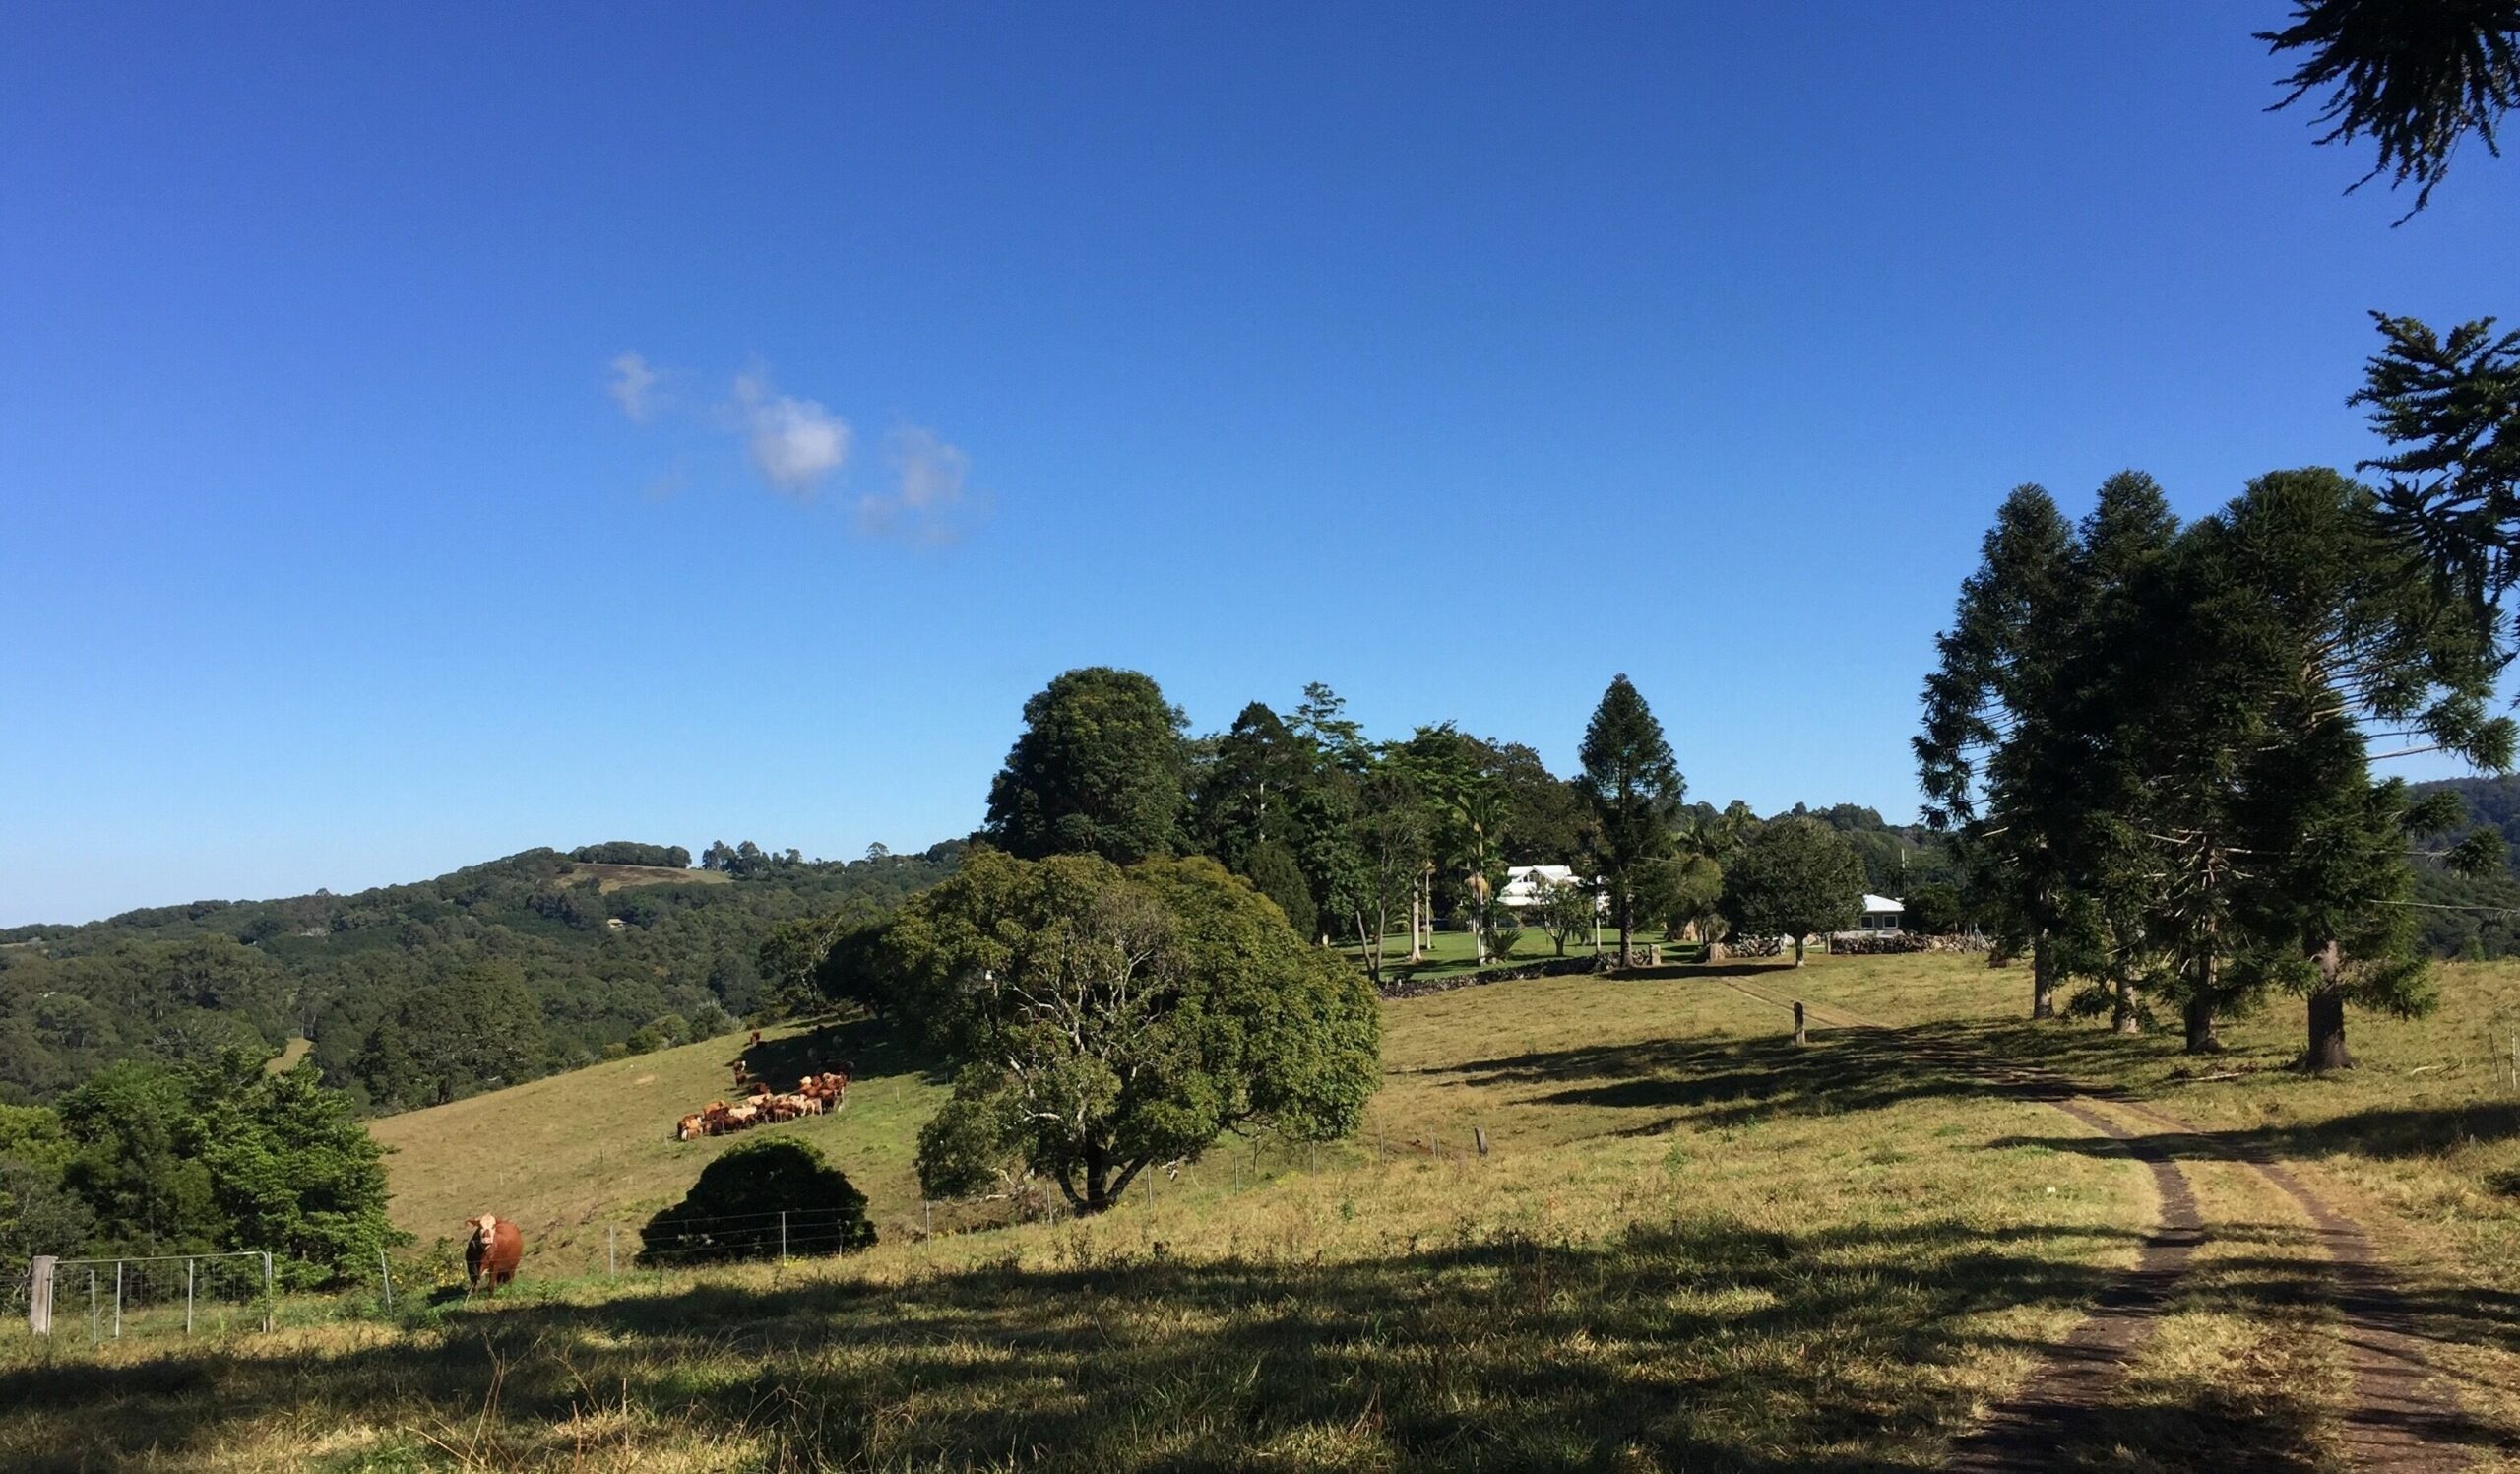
[[1441, 1026, 2009, 1131], [734, 1013, 950, 1093], [0, 1213, 2345, 1473]]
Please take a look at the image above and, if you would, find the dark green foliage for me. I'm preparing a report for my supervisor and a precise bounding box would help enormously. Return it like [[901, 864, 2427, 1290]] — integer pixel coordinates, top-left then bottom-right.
[[1238, 839, 1318, 942], [2261, 0, 2520, 216], [1902, 881, 1968, 937], [2358, 314, 2520, 612], [196, 1065, 404, 1286], [2198, 470, 2512, 1067], [0, 1105, 91, 1267], [350, 967, 549, 1111], [701, 840, 804, 877], [984, 668, 1190, 864], [1918, 483, 2082, 1017], [1578, 675, 1685, 962], [1659, 855, 1725, 946], [41, 1056, 401, 1283], [1189, 703, 1314, 871], [1923, 463, 2513, 1064], [0, 842, 960, 1112], [637, 1138, 873, 1265], [1721, 819, 1866, 965], [569, 842, 693, 868], [1493, 742, 1598, 864], [892, 849, 1379, 1212]]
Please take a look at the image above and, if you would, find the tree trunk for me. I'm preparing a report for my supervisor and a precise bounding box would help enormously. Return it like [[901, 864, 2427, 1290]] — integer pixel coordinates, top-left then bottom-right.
[[2111, 972, 2140, 1035], [1617, 890, 1633, 969], [2183, 996, 2224, 1054], [1792, 933, 1806, 967], [2305, 939, 2352, 1072], [2183, 952, 2224, 1053], [1408, 885, 1423, 963], [2031, 930, 2056, 1020]]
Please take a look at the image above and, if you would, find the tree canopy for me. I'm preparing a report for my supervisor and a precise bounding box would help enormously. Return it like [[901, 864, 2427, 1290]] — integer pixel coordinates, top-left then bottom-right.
[[983, 667, 1190, 864], [1721, 818, 1865, 966], [18, 1053, 403, 1285], [886, 849, 1379, 1212]]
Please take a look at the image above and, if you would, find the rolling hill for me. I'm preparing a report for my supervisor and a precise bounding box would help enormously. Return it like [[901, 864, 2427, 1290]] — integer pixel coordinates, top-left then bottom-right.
[[10, 951, 2520, 1467], [0, 840, 962, 1109]]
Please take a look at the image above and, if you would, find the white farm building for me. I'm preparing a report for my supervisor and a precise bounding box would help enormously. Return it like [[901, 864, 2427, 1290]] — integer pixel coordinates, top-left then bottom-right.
[[1497, 865, 1604, 913], [1857, 894, 1906, 932]]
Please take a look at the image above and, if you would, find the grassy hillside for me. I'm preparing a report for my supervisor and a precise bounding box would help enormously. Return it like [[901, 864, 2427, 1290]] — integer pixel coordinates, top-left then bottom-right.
[[372, 1016, 949, 1265], [8, 953, 2520, 1469]]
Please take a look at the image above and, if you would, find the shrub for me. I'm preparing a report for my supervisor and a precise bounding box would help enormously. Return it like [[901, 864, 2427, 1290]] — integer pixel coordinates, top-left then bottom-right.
[[637, 1138, 874, 1265]]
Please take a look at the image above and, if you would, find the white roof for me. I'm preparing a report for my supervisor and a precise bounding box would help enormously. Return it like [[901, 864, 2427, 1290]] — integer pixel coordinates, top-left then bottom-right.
[[1498, 865, 1587, 907], [1861, 893, 1904, 914]]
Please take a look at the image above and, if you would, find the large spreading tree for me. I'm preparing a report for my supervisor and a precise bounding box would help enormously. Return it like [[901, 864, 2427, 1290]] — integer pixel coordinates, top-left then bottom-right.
[[1578, 675, 1684, 965], [984, 667, 1189, 864], [891, 849, 1379, 1212]]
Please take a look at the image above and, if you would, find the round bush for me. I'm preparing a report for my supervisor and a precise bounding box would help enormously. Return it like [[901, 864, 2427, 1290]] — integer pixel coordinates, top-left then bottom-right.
[[638, 1138, 875, 1266]]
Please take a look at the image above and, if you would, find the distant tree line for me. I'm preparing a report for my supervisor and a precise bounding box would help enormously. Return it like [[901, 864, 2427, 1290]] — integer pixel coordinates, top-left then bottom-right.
[[568, 841, 693, 868], [0, 841, 961, 1113]]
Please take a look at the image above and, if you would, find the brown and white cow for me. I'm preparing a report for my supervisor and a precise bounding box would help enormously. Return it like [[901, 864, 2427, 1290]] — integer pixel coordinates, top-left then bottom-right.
[[465, 1213, 524, 1295]]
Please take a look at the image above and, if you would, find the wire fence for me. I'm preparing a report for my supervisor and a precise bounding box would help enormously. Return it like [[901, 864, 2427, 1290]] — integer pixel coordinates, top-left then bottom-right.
[[27, 1251, 273, 1341], [17, 1122, 1517, 1339]]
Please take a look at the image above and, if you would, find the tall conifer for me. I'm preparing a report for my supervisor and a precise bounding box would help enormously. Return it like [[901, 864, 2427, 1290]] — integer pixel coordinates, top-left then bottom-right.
[[1578, 675, 1683, 964]]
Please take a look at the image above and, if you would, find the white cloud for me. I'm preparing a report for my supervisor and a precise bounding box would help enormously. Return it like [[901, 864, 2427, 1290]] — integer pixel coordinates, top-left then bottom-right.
[[607, 352, 661, 422], [858, 424, 981, 542], [733, 371, 850, 496]]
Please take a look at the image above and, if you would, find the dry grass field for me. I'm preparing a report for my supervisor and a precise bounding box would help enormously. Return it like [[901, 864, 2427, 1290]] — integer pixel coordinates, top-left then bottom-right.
[[5, 953, 2519, 1471]]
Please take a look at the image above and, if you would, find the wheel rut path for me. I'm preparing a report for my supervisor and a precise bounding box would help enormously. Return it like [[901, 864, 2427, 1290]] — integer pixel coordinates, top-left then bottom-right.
[[1714, 977, 2477, 1472]]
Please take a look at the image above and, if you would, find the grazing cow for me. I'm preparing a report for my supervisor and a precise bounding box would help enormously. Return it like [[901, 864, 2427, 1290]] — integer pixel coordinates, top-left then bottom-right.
[[675, 1113, 704, 1141], [465, 1214, 524, 1295]]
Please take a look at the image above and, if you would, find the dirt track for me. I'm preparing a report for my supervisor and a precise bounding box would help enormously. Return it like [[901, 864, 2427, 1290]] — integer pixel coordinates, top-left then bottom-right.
[[1716, 977, 2477, 1472]]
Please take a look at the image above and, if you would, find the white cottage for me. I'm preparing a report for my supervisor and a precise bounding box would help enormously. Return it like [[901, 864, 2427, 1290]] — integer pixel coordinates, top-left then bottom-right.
[[1857, 894, 1906, 932], [1497, 865, 1604, 914]]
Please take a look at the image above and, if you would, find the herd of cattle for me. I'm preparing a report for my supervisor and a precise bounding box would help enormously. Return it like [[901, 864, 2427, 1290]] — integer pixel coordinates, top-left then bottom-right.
[[674, 1060, 853, 1141]]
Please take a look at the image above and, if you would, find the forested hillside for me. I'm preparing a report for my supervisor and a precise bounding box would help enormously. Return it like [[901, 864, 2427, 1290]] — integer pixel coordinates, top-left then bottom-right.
[[2411, 777, 2520, 959], [0, 841, 959, 1112]]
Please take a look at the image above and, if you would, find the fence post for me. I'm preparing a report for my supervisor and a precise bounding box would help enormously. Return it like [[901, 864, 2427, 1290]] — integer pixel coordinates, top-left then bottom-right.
[[262, 1251, 274, 1333], [779, 1211, 788, 1264], [186, 1257, 196, 1336], [88, 1269, 97, 1342], [1474, 1125, 1489, 1156], [607, 1225, 617, 1277], [112, 1260, 122, 1339], [923, 1200, 932, 1240], [379, 1250, 393, 1314], [28, 1256, 52, 1336], [1794, 1001, 1807, 1047]]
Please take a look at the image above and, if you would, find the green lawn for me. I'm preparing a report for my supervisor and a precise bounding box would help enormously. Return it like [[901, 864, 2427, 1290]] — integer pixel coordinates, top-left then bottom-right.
[[1340, 921, 1683, 986]]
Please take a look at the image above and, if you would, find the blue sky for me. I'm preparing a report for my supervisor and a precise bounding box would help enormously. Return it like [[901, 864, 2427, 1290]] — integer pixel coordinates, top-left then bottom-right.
[[4, 3, 2514, 925]]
